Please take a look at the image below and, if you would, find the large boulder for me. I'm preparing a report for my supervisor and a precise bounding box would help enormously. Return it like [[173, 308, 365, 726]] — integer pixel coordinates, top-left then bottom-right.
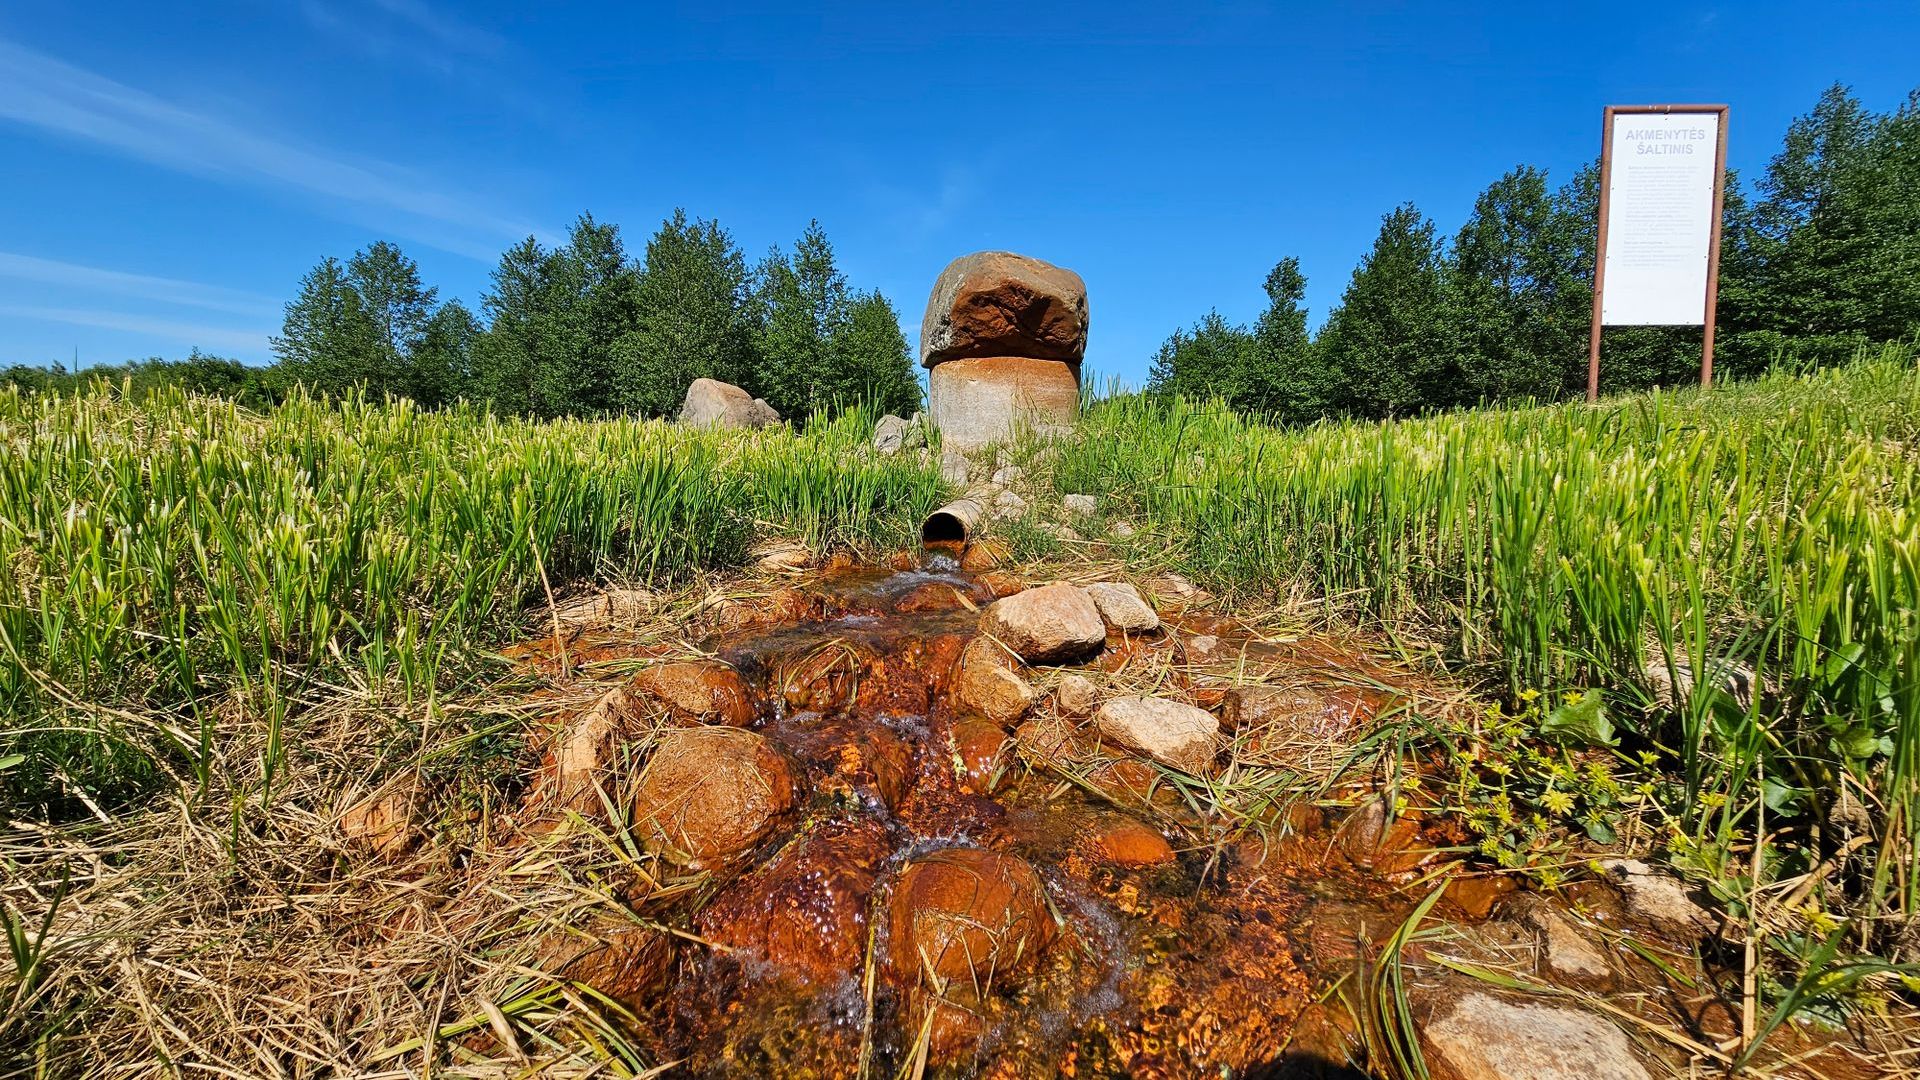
[[631, 661, 759, 727], [928, 356, 1079, 451], [678, 378, 780, 430], [920, 251, 1089, 367], [697, 818, 893, 986], [886, 847, 1055, 987], [979, 583, 1106, 666], [631, 727, 799, 868], [1094, 696, 1219, 774]]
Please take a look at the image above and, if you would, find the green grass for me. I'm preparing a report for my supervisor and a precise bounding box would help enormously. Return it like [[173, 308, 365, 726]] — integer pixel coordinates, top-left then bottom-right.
[[0, 384, 946, 816], [1056, 341, 1920, 930]]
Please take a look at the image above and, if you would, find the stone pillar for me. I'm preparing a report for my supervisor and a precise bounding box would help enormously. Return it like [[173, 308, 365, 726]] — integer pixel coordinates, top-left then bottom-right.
[[920, 252, 1088, 451]]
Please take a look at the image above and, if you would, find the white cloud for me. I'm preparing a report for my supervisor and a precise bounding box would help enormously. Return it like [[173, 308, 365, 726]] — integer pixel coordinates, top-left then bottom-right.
[[0, 252, 280, 318], [0, 36, 542, 258], [0, 304, 273, 355]]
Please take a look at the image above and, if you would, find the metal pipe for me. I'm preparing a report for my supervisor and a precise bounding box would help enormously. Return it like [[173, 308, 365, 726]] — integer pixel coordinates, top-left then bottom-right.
[[921, 498, 983, 547]]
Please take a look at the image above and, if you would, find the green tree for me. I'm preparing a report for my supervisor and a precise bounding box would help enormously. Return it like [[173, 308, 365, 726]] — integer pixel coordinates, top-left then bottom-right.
[[1449, 166, 1585, 404], [346, 241, 436, 391], [753, 220, 852, 419], [614, 209, 755, 416], [271, 256, 380, 394], [1249, 257, 1327, 422], [1146, 310, 1260, 404], [1315, 204, 1454, 417], [411, 300, 480, 408], [832, 290, 921, 417], [473, 237, 549, 415]]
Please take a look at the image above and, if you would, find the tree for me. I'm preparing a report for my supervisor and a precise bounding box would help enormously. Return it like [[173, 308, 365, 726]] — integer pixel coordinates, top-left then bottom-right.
[[753, 220, 853, 420], [831, 291, 922, 417], [1249, 257, 1327, 422], [346, 241, 436, 391], [411, 301, 480, 408], [614, 209, 755, 416], [1146, 311, 1260, 404], [271, 256, 380, 394], [1315, 204, 1454, 418], [473, 237, 549, 415], [1449, 166, 1585, 404]]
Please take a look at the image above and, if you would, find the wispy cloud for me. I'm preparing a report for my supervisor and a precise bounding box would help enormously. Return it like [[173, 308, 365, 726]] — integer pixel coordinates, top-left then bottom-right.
[[297, 0, 504, 73], [0, 36, 542, 259], [0, 304, 273, 356], [0, 252, 280, 319]]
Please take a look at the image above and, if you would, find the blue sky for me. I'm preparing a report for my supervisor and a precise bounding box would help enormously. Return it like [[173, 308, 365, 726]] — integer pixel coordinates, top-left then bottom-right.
[[1, 2, 1916, 386]]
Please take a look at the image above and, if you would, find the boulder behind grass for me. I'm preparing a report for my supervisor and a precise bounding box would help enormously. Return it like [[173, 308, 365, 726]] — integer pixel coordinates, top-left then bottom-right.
[[678, 378, 780, 429]]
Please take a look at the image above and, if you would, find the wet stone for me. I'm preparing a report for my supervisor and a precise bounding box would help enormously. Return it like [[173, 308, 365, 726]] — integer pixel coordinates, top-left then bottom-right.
[[1087, 815, 1176, 867], [632, 726, 799, 869], [953, 637, 1038, 725], [1055, 672, 1099, 718], [951, 718, 1013, 793], [697, 818, 894, 987], [631, 661, 759, 727], [886, 846, 1056, 988]]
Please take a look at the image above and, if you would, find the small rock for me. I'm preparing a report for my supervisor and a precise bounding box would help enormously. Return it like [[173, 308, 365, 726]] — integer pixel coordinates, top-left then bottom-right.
[[1055, 673, 1099, 718], [960, 538, 1011, 571], [992, 489, 1027, 518], [1185, 633, 1222, 661], [874, 414, 910, 454], [553, 587, 657, 630], [1520, 904, 1613, 984], [887, 847, 1056, 987], [1044, 522, 1082, 542], [1643, 655, 1760, 712], [1597, 859, 1713, 934], [1110, 521, 1137, 539], [1336, 797, 1432, 874], [550, 686, 635, 812], [544, 922, 675, 1003], [632, 661, 760, 727], [950, 718, 1013, 793], [991, 464, 1024, 486], [750, 538, 812, 573], [1147, 573, 1211, 607], [1420, 992, 1650, 1080], [1085, 582, 1160, 633], [980, 583, 1106, 665], [340, 770, 419, 857], [1093, 696, 1219, 774], [953, 638, 1038, 725], [940, 447, 970, 486], [1061, 493, 1097, 516], [678, 378, 780, 429], [632, 727, 799, 868], [1088, 816, 1176, 867]]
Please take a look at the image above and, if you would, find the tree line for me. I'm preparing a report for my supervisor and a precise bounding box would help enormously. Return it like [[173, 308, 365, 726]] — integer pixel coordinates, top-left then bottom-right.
[[1149, 84, 1920, 421], [270, 212, 923, 421]]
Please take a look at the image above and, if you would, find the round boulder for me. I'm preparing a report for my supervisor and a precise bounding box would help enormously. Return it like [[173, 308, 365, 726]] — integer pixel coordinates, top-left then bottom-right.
[[632, 727, 799, 868], [632, 661, 760, 727], [887, 847, 1056, 988], [678, 378, 780, 430], [1093, 696, 1220, 774], [920, 251, 1089, 366]]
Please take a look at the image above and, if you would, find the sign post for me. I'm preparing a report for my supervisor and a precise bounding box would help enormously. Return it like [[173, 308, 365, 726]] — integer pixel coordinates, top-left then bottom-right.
[[1587, 104, 1729, 403]]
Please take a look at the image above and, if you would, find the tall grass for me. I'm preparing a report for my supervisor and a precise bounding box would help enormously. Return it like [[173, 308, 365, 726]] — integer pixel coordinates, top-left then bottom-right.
[[0, 385, 945, 816], [1056, 343, 1920, 923]]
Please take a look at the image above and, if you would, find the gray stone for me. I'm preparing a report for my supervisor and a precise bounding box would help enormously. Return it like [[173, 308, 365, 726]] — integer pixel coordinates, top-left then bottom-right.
[[874, 414, 910, 454], [1598, 859, 1713, 934], [1085, 582, 1159, 633], [1055, 673, 1099, 718], [1094, 696, 1218, 773], [1420, 992, 1650, 1080], [1524, 906, 1613, 983], [679, 378, 780, 430], [992, 489, 1027, 518], [1062, 493, 1097, 515], [940, 447, 970, 486], [991, 464, 1025, 485]]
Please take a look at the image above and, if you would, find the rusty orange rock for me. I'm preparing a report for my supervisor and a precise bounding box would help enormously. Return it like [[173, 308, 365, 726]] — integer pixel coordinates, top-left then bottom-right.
[[951, 717, 1013, 793], [887, 847, 1055, 988], [632, 661, 759, 726], [1088, 815, 1176, 867], [632, 727, 799, 869], [920, 251, 1088, 366], [697, 818, 893, 986]]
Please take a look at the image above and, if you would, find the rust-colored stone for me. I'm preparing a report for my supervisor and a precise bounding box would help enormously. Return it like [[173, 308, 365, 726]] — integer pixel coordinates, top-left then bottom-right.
[[920, 251, 1088, 366], [544, 923, 675, 1003], [632, 727, 799, 869], [632, 661, 759, 727], [340, 770, 419, 858], [1088, 815, 1176, 867], [951, 718, 1013, 793], [960, 538, 1012, 571], [696, 818, 893, 986], [546, 686, 636, 813], [952, 636, 1037, 725], [886, 847, 1055, 988]]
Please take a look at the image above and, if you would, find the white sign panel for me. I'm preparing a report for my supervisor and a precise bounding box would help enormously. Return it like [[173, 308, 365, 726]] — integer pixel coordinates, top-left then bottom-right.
[[1600, 112, 1720, 326]]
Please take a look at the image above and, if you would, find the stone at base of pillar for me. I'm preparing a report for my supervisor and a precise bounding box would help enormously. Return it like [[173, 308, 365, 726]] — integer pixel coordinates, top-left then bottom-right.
[[928, 356, 1080, 451]]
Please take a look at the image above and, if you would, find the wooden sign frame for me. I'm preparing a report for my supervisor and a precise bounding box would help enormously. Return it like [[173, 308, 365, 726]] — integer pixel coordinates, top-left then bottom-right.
[[1586, 104, 1730, 404]]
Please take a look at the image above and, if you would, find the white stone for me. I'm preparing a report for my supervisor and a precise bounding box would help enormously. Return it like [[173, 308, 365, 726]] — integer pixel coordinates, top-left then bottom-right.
[[678, 378, 780, 429], [1085, 582, 1159, 633], [1598, 859, 1713, 934], [1422, 992, 1650, 1080], [980, 583, 1106, 665], [1094, 696, 1218, 773], [1062, 493, 1097, 515]]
